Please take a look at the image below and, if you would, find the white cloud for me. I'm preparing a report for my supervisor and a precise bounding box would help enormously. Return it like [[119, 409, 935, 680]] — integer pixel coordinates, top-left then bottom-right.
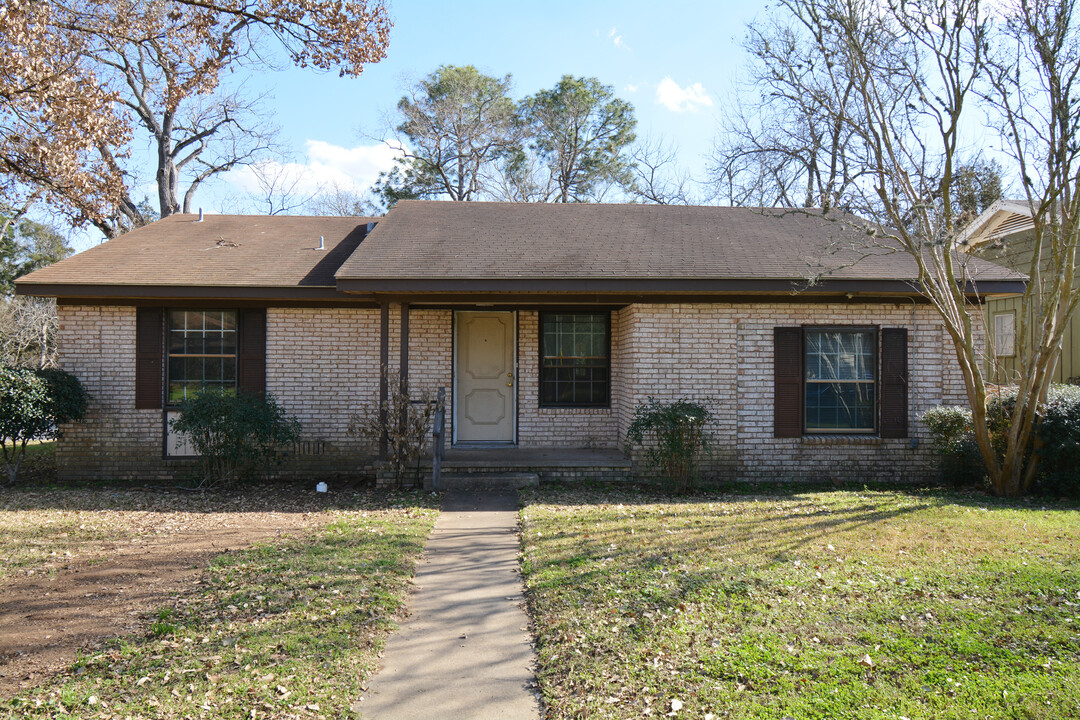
[[625, 82, 644, 94], [223, 140, 402, 198], [608, 26, 629, 50], [656, 77, 714, 112]]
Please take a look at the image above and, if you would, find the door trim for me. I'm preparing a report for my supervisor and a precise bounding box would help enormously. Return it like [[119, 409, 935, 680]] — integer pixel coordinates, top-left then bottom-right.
[[452, 310, 517, 445]]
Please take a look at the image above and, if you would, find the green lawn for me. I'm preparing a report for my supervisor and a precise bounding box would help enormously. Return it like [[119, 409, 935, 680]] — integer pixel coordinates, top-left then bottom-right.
[[521, 486, 1080, 719], [5, 490, 438, 719]]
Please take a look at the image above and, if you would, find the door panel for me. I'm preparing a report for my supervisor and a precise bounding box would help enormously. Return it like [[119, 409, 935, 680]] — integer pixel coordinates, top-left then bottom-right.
[[456, 312, 515, 442]]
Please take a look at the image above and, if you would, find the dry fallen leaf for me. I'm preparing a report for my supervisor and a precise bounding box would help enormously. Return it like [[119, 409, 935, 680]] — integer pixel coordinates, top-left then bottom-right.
[[858, 654, 875, 668]]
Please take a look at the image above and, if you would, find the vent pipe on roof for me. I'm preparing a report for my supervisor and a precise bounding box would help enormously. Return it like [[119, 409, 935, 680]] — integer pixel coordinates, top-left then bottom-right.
[[197, 208, 204, 222], [316, 235, 325, 251]]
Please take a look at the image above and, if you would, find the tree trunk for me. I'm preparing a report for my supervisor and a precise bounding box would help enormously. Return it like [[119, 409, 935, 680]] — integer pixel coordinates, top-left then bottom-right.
[[157, 110, 180, 218]]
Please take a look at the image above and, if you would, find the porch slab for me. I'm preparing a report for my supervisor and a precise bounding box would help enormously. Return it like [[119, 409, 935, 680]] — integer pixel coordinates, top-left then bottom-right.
[[442, 446, 629, 468], [377, 448, 632, 489]]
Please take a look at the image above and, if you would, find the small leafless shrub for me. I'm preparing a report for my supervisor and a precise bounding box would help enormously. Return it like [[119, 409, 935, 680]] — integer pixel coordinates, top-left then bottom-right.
[[348, 369, 436, 488]]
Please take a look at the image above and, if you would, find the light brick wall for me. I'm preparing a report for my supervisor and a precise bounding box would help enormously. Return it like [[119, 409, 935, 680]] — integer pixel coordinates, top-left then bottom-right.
[[53, 301, 977, 484], [732, 303, 961, 482], [265, 307, 381, 464], [612, 302, 973, 482], [614, 304, 739, 475], [55, 306, 166, 480], [515, 311, 621, 448], [405, 308, 453, 448]]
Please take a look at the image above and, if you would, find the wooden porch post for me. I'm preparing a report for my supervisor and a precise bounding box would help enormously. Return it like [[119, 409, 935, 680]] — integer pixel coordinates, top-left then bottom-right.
[[400, 302, 410, 394], [379, 302, 389, 460], [399, 303, 410, 440]]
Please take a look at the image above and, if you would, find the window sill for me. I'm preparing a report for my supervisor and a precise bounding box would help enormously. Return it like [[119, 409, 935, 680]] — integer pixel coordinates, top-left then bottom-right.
[[801, 435, 882, 446], [537, 406, 613, 414]]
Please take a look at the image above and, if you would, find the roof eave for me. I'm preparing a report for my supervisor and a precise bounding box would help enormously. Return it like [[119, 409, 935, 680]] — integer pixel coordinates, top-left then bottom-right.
[[15, 282, 358, 302], [335, 277, 1027, 297]]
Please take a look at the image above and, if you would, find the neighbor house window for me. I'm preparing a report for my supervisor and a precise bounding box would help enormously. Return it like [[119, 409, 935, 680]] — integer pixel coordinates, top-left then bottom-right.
[[539, 313, 610, 407], [993, 312, 1016, 357], [166, 310, 238, 403], [804, 328, 876, 432]]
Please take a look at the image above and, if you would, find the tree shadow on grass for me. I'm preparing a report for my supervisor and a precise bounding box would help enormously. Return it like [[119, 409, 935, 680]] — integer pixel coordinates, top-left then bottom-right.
[[519, 481, 1080, 598]]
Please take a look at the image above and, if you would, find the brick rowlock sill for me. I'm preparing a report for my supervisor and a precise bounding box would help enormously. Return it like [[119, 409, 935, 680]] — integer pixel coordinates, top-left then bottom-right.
[[800, 434, 884, 446]]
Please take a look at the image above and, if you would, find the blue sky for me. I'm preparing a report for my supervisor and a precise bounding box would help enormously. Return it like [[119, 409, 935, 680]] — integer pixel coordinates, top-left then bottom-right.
[[199, 0, 770, 214]]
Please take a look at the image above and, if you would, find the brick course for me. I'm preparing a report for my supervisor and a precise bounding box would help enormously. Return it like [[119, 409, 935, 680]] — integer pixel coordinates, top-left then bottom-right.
[[54, 302, 977, 483]]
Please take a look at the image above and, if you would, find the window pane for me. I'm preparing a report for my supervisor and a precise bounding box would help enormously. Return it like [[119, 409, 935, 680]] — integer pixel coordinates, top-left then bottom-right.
[[168, 357, 185, 383], [805, 382, 876, 431], [205, 331, 223, 354], [166, 309, 239, 403], [806, 330, 874, 381], [994, 313, 1015, 357], [185, 310, 205, 331], [804, 329, 876, 432], [539, 313, 610, 407]]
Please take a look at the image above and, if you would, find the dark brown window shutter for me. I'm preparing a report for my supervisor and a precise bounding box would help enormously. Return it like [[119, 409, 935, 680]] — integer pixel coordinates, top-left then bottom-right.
[[774, 327, 803, 437], [238, 308, 266, 396], [880, 328, 908, 438], [135, 307, 163, 409]]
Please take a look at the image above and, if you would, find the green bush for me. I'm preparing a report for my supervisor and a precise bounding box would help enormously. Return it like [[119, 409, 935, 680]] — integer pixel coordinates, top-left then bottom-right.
[[170, 391, 300, 488], [1032, 385, 1080, 496], [920, 405, 983, 486], [922, 385, 1080, 496], [625, 397, 713, 493], [0, 364, 87, 486]]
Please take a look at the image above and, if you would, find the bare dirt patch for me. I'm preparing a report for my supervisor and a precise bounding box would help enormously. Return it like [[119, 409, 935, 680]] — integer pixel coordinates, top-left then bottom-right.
[[0, 484, 355, 697]]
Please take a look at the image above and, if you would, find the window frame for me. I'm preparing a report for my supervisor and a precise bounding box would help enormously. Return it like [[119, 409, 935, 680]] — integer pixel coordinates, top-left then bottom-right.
[[538, 311, 612, 409], [802, 325, 878, 435], [165, 308, 239, 407], [993, 311, 1016, 358]]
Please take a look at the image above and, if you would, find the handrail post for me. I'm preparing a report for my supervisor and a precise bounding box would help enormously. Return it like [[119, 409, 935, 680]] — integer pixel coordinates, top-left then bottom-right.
[[429, 387, 446, 491]]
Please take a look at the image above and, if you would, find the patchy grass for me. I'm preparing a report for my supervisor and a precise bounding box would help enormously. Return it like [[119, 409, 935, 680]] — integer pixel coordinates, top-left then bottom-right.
[[4, 490, 438, 719], [0, 484, 316, 585], [521, 485, 1080, 719]]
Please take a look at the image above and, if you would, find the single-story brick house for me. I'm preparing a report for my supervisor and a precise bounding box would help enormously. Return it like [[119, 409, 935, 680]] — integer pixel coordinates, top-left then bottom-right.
[[16, 200, 1024, 483]]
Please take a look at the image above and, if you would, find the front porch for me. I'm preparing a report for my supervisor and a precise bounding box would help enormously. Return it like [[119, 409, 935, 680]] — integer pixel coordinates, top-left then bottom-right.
[[376, 447, 632, 489]]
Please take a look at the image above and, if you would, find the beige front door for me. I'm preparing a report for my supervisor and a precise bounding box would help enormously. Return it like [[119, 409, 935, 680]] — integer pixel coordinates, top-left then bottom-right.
[[455, 311, 515, 442]]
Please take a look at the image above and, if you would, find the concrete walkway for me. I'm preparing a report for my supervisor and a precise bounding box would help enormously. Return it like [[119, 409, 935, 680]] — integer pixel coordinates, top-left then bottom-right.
[[358, 488, 541, 720]]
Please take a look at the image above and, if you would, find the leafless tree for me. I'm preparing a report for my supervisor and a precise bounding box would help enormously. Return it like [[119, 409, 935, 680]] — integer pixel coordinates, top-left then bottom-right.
[[710, 13, 872, 209], [740, 0, 1080, 496], [629, 136, 694, 205], [308, 184, 383, 216], [0, 297, 60, 368], [249, 161, 321, 216]]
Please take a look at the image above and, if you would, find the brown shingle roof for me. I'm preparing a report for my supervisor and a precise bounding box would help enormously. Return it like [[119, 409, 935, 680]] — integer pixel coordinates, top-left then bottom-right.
[[16, 202, 1024, 301], [335, 200, 1023, 285], [17, 213, 372, 292]]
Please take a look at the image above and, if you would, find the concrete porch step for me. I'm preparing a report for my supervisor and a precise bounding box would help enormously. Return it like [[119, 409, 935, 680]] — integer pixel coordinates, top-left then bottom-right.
[[432, 472, 539, 491], [375, 448, 633, 488]]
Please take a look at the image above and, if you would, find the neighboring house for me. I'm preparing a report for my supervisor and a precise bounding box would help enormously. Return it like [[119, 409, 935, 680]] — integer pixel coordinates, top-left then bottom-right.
[[15, 201, 1024, 483], [961, 199, 1078, 384]]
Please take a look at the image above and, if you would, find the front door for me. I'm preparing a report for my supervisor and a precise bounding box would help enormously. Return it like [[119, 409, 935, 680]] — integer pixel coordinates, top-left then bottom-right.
[[455, 311, 515, 443]]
